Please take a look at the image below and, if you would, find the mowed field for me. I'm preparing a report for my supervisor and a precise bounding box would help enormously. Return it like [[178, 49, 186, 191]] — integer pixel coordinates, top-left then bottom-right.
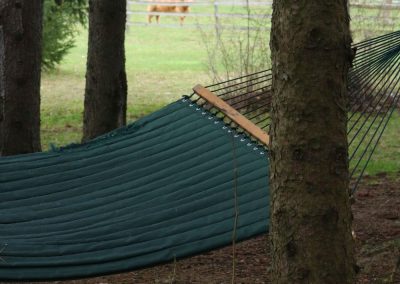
[[40, 8, 400, 176], [41, 26, 210, 148]]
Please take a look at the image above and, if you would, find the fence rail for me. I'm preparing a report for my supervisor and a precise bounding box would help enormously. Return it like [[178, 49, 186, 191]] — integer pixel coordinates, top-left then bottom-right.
[[127, 1, 400, 30], [128, 1, 273, 7], [128, 11, 270, 19]]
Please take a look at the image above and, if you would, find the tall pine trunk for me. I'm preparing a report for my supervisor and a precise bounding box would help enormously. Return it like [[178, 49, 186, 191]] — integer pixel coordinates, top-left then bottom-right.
[[0, 0, 42, 156], [269, 1, 356, 283], [83, 0, 127, 141]]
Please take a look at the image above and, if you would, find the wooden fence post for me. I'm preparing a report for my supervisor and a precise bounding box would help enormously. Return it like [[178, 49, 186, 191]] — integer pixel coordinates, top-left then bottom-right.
[[213, 0, 221, 37]]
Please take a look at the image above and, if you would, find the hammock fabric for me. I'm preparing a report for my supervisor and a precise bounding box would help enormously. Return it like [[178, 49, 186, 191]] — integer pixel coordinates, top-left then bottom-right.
[[0, 100, 269, 281], [1, 30, 400, 281]]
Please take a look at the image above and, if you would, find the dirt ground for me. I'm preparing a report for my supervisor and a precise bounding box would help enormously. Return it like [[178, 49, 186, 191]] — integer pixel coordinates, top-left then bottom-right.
[[6, 173, 400, 284]]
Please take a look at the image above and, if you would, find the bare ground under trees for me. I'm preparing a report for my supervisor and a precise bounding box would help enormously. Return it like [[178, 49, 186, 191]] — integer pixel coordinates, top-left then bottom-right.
[[5, 173, 400, 284]]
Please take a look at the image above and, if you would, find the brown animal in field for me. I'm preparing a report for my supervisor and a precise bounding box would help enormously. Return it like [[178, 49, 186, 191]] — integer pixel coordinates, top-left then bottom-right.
[[147, 0, 191, 25]]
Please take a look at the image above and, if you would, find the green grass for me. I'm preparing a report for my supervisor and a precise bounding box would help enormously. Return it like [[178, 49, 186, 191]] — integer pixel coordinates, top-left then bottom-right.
[[351, 111, 400, 176], [41, 26, 211, 149], [41, 13, 400, 176], [41, 73, 84, 148], [349, 111, 400, 176], [350, 6, 400, 41]]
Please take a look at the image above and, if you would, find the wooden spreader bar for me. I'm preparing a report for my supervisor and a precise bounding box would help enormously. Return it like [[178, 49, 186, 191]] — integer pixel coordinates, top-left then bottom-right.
[[192, 84, 270, 145]]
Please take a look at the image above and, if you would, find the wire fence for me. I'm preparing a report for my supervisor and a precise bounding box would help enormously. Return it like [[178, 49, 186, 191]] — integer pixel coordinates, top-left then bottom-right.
[[127, 0, 400, 34], [127, 0, 271, 31]]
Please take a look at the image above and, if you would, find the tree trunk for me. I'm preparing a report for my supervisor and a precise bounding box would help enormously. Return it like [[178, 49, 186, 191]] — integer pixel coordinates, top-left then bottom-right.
[[83, 0, 127, 142], [269, 1, 356, 283], [0, 0, 42, 156]]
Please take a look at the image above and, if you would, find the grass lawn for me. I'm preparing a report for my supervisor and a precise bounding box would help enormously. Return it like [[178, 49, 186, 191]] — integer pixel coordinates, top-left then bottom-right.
[[41, 14, 400, 176], [360, 112, 400, 176], [349, 112, 400, 177], [41, 26, 211, 149]]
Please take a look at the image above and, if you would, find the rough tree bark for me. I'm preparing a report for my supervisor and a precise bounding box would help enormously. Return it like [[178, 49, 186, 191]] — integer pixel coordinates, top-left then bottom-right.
[[0, 0, 42, 155], [269, 1, 356, 283], [83, 0, 127, 141]]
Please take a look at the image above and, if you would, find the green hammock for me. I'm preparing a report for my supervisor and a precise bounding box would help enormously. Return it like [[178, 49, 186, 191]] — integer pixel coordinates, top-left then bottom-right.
[[0, 100, 269, 281], [1, 30, 400, 281]]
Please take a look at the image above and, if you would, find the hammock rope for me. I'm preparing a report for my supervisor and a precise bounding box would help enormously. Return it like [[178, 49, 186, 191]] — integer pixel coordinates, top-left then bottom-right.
[[188, 30, 400, 194]]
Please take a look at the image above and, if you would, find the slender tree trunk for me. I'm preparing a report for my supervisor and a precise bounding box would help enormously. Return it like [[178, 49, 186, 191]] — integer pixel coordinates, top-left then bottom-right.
[[0, 0, 42, 156], [269, 1, 356, 283], [83, 0, 127, 142]]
